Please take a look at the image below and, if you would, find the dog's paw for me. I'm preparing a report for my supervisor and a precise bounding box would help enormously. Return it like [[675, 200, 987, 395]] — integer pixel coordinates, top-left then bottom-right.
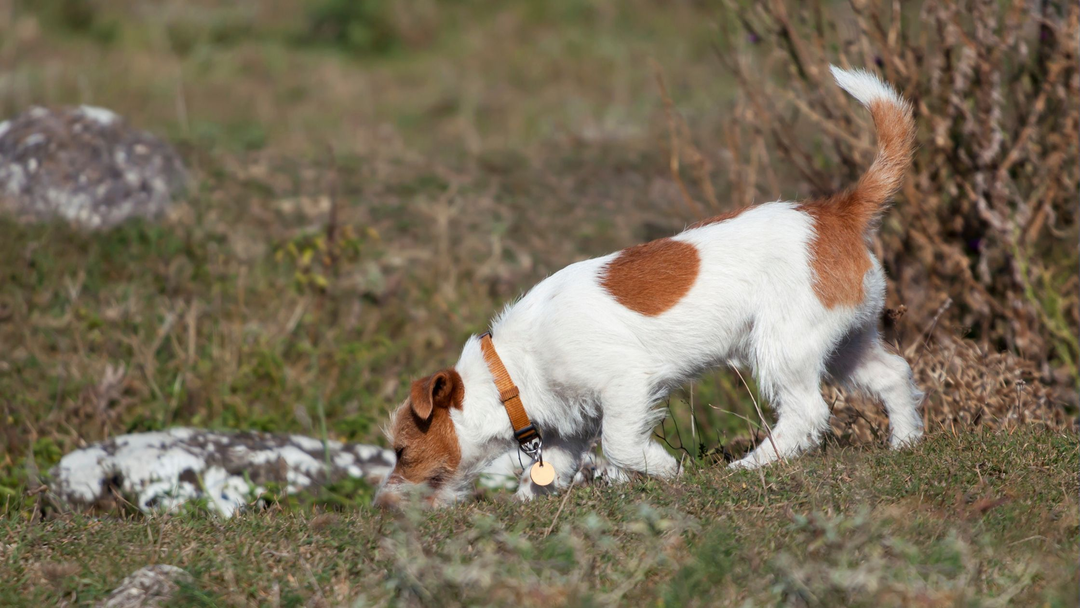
[[514, 477, 560, 501], [728, 452, 772, 470], [727, 457, 756, 470], [889, 428, 923, 450], [514, 484, 538, 501], [595, 466, 637, 484]]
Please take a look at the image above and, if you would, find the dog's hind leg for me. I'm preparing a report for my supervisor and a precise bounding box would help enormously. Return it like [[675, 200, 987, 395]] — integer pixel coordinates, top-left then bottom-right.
[[731, 322, 835, 469], [828, 326, 924, 448], [731, 369, 831, 469]]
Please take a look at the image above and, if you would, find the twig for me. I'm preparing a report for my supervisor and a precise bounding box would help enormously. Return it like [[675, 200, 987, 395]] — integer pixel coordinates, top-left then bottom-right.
[[757, 466, 769, 506], [186, 299, 198, 364], [542, 474, 578, 539], [324, 144, 340, 274], [300, 557, 327, 604], [731, 366, 783, 463], [689, 383, 696, 455], [650, 58, 704, 218], [780, 88, 874, 152], [654, 402, 694, 462], [708, 405, 759, 427], [911, 297, 952, 365], [283, 296, 310, 337], [849, 405, 885, 444], [147, 310, 178, 361]]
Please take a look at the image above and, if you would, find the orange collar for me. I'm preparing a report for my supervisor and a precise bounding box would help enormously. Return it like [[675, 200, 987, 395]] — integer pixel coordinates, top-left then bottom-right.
[[479, 332, 542, 453]]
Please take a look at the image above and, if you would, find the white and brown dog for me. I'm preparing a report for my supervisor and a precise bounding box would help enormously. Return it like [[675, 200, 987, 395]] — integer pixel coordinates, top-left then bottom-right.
[[375, 66, 923, 507]]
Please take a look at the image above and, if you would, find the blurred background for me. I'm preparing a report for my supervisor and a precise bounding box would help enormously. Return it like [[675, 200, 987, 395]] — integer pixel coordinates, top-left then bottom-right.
[[0, 0, 1076, 493]]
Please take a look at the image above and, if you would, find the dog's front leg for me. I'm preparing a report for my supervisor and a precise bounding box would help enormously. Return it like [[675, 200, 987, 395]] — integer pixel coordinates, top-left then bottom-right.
[[599, 384, 680, 479]]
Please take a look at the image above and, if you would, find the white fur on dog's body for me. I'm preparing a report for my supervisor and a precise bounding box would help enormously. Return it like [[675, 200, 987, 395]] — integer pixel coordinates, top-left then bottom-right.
[[409, 67, 924, 505]]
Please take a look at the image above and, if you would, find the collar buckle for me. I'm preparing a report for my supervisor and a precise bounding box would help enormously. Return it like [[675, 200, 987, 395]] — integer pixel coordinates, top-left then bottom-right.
[[514, 423, 541, 445]]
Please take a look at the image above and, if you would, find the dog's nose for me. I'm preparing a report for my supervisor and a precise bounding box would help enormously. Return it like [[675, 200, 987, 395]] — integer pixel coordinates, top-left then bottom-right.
[[372, 489, 402, 510]]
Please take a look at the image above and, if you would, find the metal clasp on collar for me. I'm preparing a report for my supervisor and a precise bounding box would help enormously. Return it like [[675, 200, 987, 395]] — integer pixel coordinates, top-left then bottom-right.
[[515, 425, 543, 460]]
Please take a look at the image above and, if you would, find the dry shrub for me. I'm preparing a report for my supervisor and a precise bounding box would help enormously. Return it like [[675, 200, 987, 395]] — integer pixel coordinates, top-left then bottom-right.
[[693, 0, 1078, 407]]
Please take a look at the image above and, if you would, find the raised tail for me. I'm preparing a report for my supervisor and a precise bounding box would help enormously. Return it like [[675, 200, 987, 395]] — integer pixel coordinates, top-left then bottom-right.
[[828, 65, 916, 230]]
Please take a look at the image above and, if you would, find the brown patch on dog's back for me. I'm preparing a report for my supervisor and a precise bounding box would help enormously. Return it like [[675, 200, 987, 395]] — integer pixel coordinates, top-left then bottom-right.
[[600, 238, 700, 316], [799, 194, 873, 308], [387, 369, 463, 488]]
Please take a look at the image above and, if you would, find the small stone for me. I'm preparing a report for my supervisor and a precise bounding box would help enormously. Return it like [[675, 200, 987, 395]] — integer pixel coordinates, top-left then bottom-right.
[[97, 565, 192, 608], [0, 106, 187, 229]]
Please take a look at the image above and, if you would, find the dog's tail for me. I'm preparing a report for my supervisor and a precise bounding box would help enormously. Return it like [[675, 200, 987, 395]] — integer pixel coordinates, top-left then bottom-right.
[[828, 65, 916, 231]]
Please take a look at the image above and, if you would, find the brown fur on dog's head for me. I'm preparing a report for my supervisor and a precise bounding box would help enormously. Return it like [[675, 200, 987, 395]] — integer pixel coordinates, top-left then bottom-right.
[[374, 369, 464, 508]]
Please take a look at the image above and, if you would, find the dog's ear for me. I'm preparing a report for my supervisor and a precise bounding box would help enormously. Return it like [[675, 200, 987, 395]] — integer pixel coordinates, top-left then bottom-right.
[[410, 369, 463, 421]]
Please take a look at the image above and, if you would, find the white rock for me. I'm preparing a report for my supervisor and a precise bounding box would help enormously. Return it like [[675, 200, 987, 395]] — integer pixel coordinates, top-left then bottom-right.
[[78, 105, 119, 126], [97, 565, 191, 608], [49, 428, 395, 517], [50, 428, 612, 515]]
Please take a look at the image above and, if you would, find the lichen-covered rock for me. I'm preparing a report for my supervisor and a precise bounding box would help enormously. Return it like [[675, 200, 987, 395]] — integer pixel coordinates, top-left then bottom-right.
[[97, 565, 192, 608], [50, 428, 395, 517], [49, 428, 617, 516], [0, 106, 187, 229]]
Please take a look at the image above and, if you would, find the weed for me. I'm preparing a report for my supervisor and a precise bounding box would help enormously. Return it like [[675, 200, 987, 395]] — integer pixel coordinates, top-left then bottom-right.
[[302, 0, 402, 56]]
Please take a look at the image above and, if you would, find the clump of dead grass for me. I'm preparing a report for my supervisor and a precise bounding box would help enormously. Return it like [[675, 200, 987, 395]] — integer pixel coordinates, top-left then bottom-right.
[[829, 331, 1073, 446]]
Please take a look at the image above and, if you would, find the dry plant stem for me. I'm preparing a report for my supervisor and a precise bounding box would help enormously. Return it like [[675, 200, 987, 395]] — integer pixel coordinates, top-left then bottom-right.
[[849, 406, 885, 444], [186, 300, 198, 364], [542, 474, 578, 539], [650, 58, 704, 218], [324, 145, 340, 273], [731, 366, 783, 463], [655, 403, 694, 462], [758, 466, 769, 505], [689, 383, 697, 452], [911, 297, 953, 366], [301, 557, 327, 604], [709, 405, 765, 460], [780, 88, 873, 152]]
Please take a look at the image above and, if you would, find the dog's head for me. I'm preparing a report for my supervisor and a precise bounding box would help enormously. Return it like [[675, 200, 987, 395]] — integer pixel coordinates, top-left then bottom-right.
[[374, 368, 470, 508]]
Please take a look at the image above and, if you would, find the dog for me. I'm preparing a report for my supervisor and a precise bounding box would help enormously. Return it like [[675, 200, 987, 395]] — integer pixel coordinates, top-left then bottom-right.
[[374, 66, 923, 508]]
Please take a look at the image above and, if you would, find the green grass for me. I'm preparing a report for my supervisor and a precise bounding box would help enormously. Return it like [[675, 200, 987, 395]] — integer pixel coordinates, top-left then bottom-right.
[[1, 429, 1076, 606]]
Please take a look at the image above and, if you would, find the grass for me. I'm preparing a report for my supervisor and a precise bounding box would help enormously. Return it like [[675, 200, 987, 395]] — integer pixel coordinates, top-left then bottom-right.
[[1, 0, 1077, 605], [1, 429, 1076, 606]]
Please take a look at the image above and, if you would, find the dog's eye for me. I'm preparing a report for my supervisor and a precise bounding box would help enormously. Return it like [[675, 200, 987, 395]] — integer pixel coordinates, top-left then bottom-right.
[[394, 447, 405, 463]]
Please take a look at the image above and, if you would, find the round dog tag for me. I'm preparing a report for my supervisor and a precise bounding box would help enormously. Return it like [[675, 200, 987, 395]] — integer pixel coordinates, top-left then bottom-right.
[[530, 462, 556, 486]]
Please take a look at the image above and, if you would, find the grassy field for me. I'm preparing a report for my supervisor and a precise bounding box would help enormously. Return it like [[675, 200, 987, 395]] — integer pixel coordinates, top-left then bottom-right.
[[2, 429, 1077, 606], [0, 0, 1077, 605]]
